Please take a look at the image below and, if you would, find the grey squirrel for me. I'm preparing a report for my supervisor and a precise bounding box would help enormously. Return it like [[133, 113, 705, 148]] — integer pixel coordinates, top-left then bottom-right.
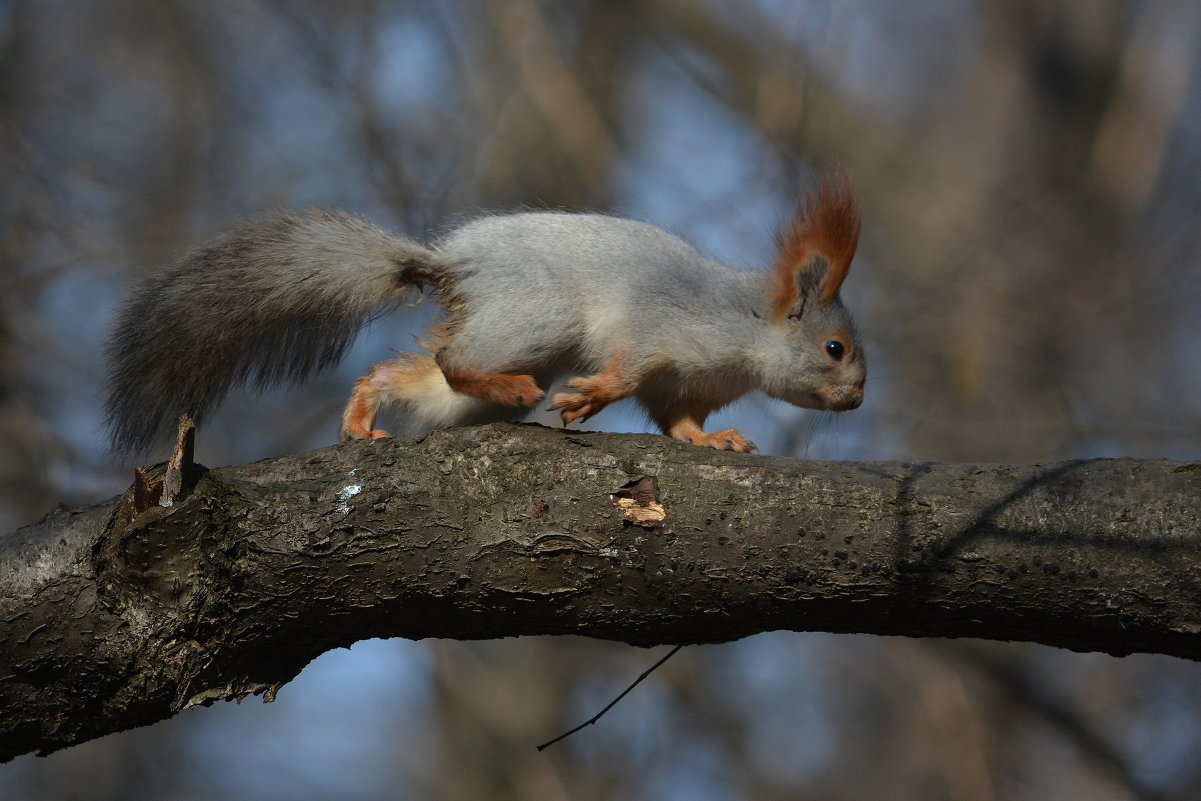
[[105, 175, 864, 456]]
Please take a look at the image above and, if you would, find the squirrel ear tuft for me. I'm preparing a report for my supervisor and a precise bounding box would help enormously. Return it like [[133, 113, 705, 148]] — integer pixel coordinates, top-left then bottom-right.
[[768, 174, 861, 321]]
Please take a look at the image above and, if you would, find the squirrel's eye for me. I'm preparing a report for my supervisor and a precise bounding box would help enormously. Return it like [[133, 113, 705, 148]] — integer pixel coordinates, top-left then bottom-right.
[[825, 340, 845, 361]]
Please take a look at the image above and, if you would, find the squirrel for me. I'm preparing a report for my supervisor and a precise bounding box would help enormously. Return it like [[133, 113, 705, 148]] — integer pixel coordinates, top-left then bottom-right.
[[105, 175, 864, 456]]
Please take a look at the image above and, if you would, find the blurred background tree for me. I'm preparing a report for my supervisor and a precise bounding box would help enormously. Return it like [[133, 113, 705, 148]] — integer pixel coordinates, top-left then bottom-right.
[[2, 0, 1201, 799]]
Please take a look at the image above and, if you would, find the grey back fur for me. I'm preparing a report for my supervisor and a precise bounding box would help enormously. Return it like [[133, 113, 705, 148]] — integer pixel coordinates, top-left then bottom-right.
[[434, 212, 767, 377]]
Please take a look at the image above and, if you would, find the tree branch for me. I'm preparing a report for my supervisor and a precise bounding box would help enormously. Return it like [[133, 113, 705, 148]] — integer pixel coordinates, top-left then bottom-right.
[[2, 422, 1199, 761]]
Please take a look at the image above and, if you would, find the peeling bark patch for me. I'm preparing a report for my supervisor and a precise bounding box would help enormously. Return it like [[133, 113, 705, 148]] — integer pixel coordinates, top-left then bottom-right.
[[611, 476, 667, 530], [160, 415, 197, 508], [132, 466, 156, 516], [335, 483, 363, 515]]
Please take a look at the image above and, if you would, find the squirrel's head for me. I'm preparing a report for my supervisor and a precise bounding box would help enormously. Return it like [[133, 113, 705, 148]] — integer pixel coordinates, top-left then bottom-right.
[[754, 175, 865, 412]]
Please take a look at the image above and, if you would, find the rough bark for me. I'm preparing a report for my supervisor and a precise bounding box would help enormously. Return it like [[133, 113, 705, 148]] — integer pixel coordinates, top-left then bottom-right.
[[2, 422, 1199, 762]]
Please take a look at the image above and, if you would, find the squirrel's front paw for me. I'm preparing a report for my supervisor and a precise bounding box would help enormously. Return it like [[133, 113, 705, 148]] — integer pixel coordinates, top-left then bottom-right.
[[680, 428, 757, 453], [551, 391, 598, 424], [340, 425, 391, 441]]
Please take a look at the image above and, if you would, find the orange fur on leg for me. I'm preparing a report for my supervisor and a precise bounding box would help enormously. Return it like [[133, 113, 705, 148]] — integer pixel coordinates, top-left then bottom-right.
[[439, 365, 545, 407], [662, 411, 756, 453], [340, 369, 391, 441], [551, 354, 639, 424]]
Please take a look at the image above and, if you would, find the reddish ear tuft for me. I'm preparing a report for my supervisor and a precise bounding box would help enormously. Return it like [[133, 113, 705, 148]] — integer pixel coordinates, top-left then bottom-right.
[[769, 175, 862, 320]]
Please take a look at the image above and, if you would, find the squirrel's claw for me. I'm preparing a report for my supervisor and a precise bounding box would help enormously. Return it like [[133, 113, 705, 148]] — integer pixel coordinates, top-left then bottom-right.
[[550, 391, 598, 424]]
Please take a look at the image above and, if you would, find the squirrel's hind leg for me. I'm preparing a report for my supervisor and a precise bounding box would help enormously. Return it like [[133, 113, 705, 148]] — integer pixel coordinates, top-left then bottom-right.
[[341, 353, 517, 440], [340, 360, 415, 440]]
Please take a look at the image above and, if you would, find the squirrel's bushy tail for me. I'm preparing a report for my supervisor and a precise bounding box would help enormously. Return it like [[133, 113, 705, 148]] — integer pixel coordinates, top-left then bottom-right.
[[105, 210, 444, 455]]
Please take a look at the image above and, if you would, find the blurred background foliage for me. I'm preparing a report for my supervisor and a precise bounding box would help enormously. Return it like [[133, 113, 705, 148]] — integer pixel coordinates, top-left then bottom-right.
[[2, 0, 1201, 799]]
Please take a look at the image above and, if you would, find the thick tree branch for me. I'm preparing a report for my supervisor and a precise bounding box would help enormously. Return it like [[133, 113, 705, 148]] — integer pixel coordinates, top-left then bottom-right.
[[2, 422, 1199, 761]]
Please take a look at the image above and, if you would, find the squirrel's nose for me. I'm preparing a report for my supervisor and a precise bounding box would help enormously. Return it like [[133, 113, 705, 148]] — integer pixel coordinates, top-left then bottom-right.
[[825, 382, 864, 411], [850, 379, 865, 408]]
